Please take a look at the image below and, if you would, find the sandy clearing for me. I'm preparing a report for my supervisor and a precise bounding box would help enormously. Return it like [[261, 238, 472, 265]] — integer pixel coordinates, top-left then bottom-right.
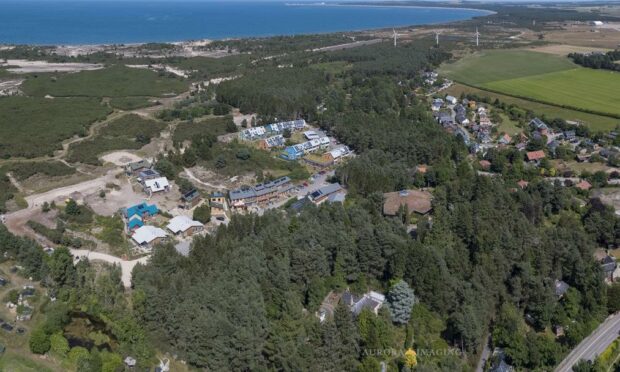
[[1, 59, 103, 74], [100, 151, 144, 166], [528, 44, 612, 55], [71, 249, 149, 287], [126, 64, 190, 78]]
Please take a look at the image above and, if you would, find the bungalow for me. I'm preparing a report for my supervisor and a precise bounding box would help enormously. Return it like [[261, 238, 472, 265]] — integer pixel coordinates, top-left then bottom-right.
[[341, 289, 385, 316], [132, 225, 167, 247], [209, 192, 228, 217], [309, 183, 344, 205], [498, 133, 512, 145], [383, 189, 433, 216], [143, 177, 170, 194], [526, 150, 546, 162], [167, 216, 204, 237], [125, 160, 151, 176], [445, 95, 457, 105], [181, 189, 202, 209]]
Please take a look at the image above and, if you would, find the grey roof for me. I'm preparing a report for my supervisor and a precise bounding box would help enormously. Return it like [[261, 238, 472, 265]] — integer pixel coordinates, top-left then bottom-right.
[[554, 280, 569, 297], [310, 183, 343, 201], [529, 117, 548, 130], [229, 176, 292, 201], [127, 160, 151, 171], [491, 360, 514, 372], [601, 255, 617, 273]]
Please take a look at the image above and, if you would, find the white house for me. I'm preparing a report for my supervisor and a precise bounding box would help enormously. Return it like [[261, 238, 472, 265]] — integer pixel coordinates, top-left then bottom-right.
[[166, 215, 204, 237], [445, 95, 458, 105], [144, 177, 170, 194], [132, 226, 167, 246]]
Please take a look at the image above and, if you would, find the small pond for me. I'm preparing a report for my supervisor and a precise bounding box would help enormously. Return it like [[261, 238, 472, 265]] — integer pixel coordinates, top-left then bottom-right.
[[63, 311, 118, 352]]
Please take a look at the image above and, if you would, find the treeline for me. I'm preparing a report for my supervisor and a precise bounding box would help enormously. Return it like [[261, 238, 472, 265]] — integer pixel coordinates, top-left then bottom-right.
[[569, 50, 620, 72]]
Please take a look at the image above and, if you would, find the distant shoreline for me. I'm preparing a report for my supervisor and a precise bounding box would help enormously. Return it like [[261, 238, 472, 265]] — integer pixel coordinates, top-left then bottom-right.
[[0, 2, 492, 47]]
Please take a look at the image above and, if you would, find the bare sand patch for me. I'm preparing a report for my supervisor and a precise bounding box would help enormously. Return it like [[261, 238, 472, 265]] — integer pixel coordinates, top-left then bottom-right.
[[1, 59, 103, 74], [528, 44, 612, 55], [100, 151, 143, 166]]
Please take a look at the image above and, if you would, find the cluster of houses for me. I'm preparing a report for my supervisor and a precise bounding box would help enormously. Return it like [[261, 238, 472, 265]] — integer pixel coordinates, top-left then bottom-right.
[[238, 119, 306, 141], [125, 160, 171, 195], [281, 136, 331, 161], [121, 201, 204, 249]]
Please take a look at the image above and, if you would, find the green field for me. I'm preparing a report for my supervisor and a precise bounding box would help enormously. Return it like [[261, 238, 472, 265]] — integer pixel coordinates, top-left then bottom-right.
[[440, 50, 577, 85], [21, 65, 187, 98], [440, 50, 620, 123], [0, 97, 112, 158], [172, 116, 233, 143]]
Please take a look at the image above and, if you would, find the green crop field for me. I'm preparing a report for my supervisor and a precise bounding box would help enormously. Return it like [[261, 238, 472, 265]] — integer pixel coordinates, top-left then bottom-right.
[[0, 97, 112, 158], [484, 68, 620, 117], [440, 50, 576, 85], [21, 65, 188, 98], [440, 50, 620, 123]]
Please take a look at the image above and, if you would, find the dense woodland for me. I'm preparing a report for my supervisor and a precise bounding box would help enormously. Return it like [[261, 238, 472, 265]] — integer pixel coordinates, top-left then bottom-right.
[[569, 50, 620, 72]]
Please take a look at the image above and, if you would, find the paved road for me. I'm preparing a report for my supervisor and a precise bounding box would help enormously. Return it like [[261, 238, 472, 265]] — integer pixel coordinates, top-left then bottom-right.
[[555, 313, 620, 372], [71, 249, 150, 288]]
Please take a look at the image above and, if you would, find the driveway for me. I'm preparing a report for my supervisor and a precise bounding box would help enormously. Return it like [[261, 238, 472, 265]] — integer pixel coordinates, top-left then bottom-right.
[[71, 249, 149, 288]]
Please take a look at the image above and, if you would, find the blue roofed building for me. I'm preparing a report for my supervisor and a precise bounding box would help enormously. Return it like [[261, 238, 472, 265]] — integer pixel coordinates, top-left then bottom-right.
[[281, 146, 304, 161], [124, 202, 159, 221], [127, 215, 144, 231]]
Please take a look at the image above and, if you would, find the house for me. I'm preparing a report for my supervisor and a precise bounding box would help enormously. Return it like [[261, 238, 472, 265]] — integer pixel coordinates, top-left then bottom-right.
[[517, 180, 529, 189], [323, 146, 351, 164], [281, 146, 304, 161], [127, 215, 144, 231], [124, 357, 137, 368], [137, 169, 160, 181], [258, 135, 285, 150], [575, 180, 592, 191], [438, 112, 453, 126], [455, 113, 469, 126], [499, 133, 512, 145], [526, 150, 546, 162], [530, 117, 548, 131], [125, 160, 151, 176], [181, 189, 202, 209], [239, 119, 306, 141], [124, 203, 158, 220], [445, 95, 457, 105], [600, 255, 617, 282], [132, 226, 167, 247], [553, 324, 565, 338], [167, 216, 204, 237], [341, 289, 385, 316], [304, 130, 321, 140], [309, 183, 344, 205], [383, 189, 433, 216], [143, 177, 170, 194], [554, 279, 569, 298], [479, 160, 491, 170], [209, 192, 228, 217]]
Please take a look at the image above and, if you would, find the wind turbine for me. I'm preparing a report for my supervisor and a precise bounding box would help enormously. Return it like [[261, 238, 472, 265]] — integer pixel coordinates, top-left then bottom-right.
[[392, 28, 403, 47], [474, 27, 481, 47], [434, 31, 441, 46]]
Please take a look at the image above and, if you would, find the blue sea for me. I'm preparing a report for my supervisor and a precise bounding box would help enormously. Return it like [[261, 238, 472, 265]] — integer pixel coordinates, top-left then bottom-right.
[[0, 1, 490, 45]]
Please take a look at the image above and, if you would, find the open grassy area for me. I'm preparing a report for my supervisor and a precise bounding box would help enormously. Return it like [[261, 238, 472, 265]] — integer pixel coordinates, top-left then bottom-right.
[[440, 50, 576, 85], [0, 97, 112, 158], [172, 116, 233, 143], [21, 65, 187, 98], [1, 161, 75, 181], [440, 49, 620, 126], [0, 353, 56, 372], [445, 83, 620, 132], [108, 96, 156, 110], [496, 113, 522, 136], [67, 114, 166, 165]]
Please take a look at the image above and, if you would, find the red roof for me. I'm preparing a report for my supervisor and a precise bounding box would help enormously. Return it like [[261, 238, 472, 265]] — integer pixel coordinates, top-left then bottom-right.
[[526, 150, 546, 161], [575, 180, 592, 191]]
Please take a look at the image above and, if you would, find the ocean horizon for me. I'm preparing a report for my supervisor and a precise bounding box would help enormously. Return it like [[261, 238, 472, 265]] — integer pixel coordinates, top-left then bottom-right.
[[0, 1, 490, 45]]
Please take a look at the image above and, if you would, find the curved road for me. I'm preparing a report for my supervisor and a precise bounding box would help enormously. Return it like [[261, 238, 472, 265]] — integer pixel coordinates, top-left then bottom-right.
[[555, 313, 620, 372], [71, 249, 150, 288]]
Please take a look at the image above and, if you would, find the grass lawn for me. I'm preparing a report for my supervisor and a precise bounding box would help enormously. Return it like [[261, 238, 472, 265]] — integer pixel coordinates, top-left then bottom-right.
[[496, 113, 522, 136], [484, 68, 620, 117], [21, 65, 187, 98], [439, 50, 576, 85], [108, 96, 155, 110], [445, 83, 620, 132], [0, 97, 112, 158], [310, 61, 350, 75], [1, 161, 75, 181], [0, 351, 56, 372]]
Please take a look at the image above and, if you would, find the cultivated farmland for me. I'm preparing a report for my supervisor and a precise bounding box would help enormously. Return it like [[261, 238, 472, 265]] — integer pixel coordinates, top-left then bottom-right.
[[440, 49, 620, 123]]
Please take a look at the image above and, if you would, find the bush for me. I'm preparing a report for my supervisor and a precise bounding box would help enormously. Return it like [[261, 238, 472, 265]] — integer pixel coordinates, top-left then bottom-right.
[[29, 326, 51, 354], [50, 332, 70, 357], [193, 204, 211, 224]]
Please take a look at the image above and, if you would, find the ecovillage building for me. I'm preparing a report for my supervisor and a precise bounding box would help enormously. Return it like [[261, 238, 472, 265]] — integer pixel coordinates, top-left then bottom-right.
[[281, 137, 331, 161], [238, 119, 306, 141], [229, 176, 294, 209]]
